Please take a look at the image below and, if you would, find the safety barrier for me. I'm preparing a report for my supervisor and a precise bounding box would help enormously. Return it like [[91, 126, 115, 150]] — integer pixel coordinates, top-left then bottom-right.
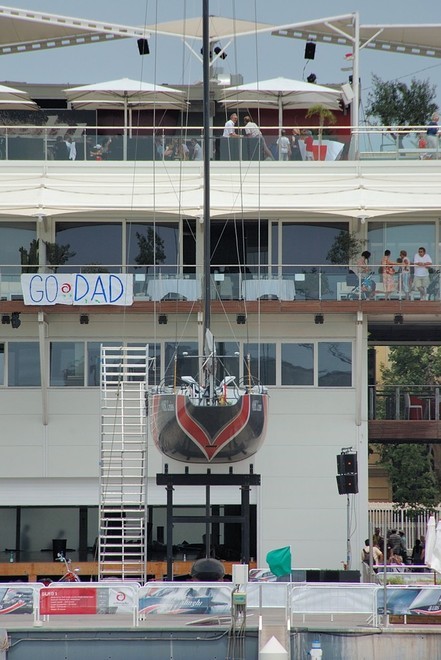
[[2, 581, 440, 628]]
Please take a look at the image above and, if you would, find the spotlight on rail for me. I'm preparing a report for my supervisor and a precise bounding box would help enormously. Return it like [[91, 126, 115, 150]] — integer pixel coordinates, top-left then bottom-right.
[[11, 312, 21, 329]]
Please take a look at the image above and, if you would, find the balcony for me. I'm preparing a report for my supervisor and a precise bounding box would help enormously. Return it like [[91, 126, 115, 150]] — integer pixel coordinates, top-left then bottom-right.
[[4, 264, 441, 306], [368, 385, 441, 444], [0, 124, 438, 162]]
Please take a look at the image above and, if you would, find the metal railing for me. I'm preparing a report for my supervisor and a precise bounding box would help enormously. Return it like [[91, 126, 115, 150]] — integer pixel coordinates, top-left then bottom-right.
[[3, 263, 441, 303], [0, 123, 438, 162], [368, 385, 441, 421], [4, 580, 441, 629]]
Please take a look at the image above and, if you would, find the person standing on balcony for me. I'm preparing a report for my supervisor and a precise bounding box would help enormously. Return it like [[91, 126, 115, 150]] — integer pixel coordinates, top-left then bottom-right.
[[397, 250, 412, 300], [222, 112, 239, 138], [426, 112, 440, 154], [290, 127, 302, 161], [276, 129, 291, 161], [243, 115, 273, 160], [413, 246, 432, 300], [381, 249, 396, 301]]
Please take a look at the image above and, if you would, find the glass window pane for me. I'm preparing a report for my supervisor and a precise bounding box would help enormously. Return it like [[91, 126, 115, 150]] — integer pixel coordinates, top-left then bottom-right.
[[211, 220, 268, 271], [127, 342, 159, 383], [87, 342, 120, 386], [55, 222, 122, 271], [164, 342, 198, 386], [0, 222, 36, 265], [318, 342, 352, 387], [244, 343, 276, 386], [216, 341, 240, 382], [50, 342, 84, 386], [282, 222, 349, 267], [127, 221, 180, 273], [8, 342, 40, 386], [282, 343, 314, 385], [368, 221, 436, 267]]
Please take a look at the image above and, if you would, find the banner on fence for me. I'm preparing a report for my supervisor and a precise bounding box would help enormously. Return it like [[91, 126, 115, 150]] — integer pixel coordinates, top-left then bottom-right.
[[0, 587, 34, 615]]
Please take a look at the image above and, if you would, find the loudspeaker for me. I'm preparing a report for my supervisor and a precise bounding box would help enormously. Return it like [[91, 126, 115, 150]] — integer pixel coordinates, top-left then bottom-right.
[[341, 83, 354, 106], [304, 42, 316, 60], [137, 38, 150, 55], [336, 474, 358, 494], [337, 453, 358, 475]]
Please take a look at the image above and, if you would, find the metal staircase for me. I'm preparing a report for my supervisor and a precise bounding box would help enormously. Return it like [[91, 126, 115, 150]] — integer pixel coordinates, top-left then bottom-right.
[[98, 345, 151, 582]]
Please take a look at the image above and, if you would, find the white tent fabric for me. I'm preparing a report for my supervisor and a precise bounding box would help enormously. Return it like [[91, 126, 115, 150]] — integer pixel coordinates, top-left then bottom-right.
[[222, 77, 342, 111], [428, 520, 441, 573], [1, 163, 441, 219], [0, 83, 37, 110], [64, 78, 186, 111], [425, 515, 436, 568]]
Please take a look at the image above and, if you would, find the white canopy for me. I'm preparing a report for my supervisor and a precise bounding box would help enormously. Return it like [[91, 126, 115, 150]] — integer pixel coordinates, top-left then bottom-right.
[[65, 78, 187, 158], [65, 78, 186, 110], [1, 163, 441, 220], [222, 77, 342, 129], [0, 82, 37, 110]]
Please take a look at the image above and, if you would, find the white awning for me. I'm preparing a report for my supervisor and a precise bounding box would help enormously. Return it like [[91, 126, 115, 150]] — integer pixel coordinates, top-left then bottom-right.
[[0, 164, 441, 220]]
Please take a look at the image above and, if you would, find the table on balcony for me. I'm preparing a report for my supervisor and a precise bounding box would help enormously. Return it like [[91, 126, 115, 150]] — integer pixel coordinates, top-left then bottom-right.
[[147, 278, 201, 301], [241, 278, 295, 301]]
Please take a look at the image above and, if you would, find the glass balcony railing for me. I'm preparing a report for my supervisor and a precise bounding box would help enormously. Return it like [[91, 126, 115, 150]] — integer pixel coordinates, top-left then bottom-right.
[[369, 385, 441, 421], [3, 264, 441, 303], [0, 125, 438, 162]]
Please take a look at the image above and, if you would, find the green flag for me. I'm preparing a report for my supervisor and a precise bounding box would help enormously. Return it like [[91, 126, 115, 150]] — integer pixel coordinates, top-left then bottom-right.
[[266, 546, 292, 577]]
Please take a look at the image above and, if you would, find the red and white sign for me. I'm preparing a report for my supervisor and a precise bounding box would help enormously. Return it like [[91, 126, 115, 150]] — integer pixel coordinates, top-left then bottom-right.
[[40, 587, 97, 615]]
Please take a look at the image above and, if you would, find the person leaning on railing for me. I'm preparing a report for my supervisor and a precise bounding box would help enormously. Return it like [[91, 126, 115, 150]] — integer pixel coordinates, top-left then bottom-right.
[[426, 112, 440, 151]]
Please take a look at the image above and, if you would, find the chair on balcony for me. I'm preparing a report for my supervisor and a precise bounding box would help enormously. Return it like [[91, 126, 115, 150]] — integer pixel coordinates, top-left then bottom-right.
[[404, 393, 423, 420]]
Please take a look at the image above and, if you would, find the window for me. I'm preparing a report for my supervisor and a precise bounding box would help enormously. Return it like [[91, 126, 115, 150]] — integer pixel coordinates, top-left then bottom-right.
[[368, 221, 436, 267], [216, 341, 240, 383], [318, 342, 352, 387], [50, 342, 84, 386], [87, 342, 120, 386], [282, 343, 314, 385], [8, 342, 40, 386], [0, 222, 36, 266], [165, 342, 198, 386], [55, 221, 122, 271], [244, 343, 276, 386]]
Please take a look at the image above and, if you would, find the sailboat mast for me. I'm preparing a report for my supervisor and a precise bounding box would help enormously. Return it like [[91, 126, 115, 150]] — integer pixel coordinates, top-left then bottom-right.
[[202, 0, 211, 338]]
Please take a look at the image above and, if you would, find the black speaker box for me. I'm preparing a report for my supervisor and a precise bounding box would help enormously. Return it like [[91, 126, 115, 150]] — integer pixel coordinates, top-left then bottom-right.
[[337, 453, 358, 475], [337, 474, 358, 494], [304, 42, 316, 60], [137, 38, 150, 55]]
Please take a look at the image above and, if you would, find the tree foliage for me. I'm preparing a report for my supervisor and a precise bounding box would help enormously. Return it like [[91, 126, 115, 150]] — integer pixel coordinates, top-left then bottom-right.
[[380, 443, 439, 512], [378, 346, 441, 510], [135, 228, 166, 268], [381, 346, 441, 387], [366, 75, 438, 127], [326, 231, 364, 265]]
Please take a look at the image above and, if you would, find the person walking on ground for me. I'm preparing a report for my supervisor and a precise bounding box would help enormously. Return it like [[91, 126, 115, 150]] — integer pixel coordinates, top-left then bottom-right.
[[413, 246, 432, 300]]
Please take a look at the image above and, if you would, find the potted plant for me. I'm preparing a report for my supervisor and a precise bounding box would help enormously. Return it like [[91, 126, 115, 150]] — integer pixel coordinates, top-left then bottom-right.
[[305, 103, 337, 160]]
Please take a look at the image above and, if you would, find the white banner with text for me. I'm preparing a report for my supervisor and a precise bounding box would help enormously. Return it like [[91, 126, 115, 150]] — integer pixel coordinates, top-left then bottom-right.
[[21, 273, 134, 306]]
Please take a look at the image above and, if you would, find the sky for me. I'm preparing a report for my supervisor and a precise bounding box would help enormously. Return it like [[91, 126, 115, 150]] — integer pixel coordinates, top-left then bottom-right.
[[1, 0, 441, 116]]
